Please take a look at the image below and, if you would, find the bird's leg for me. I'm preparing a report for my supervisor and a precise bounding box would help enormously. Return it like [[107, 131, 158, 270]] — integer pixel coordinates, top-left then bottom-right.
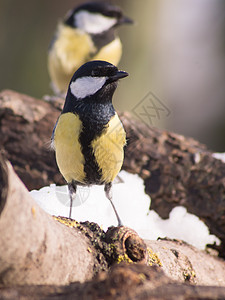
[[104, 182, 123, 226], [68, 181, 77, 218]]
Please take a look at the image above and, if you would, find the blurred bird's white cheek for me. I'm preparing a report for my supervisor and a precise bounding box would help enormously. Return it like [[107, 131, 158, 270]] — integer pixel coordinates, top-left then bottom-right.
[[75, 11, 117, 34], [70, 76, 107, 99]]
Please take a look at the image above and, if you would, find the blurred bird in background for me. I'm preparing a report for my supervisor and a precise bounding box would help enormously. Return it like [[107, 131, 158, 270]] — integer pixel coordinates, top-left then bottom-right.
[[52, 60, 128, 225], [48, 1, 133, 96], [2, 0, 225, 151]]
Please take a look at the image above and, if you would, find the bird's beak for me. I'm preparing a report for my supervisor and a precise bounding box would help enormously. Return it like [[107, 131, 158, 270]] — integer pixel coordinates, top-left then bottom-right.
[[108, 70, 129, 83], [117, 15, 134, 25]]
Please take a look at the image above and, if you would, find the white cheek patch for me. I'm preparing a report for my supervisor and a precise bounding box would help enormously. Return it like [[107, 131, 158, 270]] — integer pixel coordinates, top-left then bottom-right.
[[75, 11, 117, 34], [70, 76, 107, 99]]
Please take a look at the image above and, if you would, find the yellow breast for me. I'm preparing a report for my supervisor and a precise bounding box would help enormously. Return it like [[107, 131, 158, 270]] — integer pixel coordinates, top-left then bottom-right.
[[91, 113, 126, 183], [53, 113, 86, 183], [93, 37, 122, 67], [48, 24, 96, 94]]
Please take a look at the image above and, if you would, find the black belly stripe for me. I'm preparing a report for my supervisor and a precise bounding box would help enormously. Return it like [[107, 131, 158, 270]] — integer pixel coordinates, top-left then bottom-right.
[[79, 121, 104, 185], [79, 117, 117, 185]]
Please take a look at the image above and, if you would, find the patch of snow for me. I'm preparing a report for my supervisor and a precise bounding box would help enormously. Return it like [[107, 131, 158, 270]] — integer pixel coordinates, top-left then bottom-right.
[[212, 152, 225, 163], [30, 170, 220, 250]]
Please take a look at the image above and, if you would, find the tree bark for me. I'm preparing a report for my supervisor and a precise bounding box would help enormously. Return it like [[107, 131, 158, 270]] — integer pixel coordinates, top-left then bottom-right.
[[0, 156, 95, 285], [1, 264, 225, 300], [0, 89, 63, 190], [0, 89, 225, 257], [120, 113, 225, 257]]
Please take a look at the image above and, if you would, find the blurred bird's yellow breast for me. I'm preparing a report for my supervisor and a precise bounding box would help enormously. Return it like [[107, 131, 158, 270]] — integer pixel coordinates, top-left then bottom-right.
[[48, 24, 96, 94], [54, 113, 85, 183], [93, 37, 122, 67], [92, 113, 126, 183]]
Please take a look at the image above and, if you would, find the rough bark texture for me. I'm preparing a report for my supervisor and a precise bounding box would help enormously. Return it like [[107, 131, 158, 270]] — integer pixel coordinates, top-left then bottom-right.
[[120, 113, 225, 257], [0, 89, 225, 258], [0, 157, 97, 286], [146, 239, 225, 286], [1, 264, 225, 300], [0, 90, 64, 190]]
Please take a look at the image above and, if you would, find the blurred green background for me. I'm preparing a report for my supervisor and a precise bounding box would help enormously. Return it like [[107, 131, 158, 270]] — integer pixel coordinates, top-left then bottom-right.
[[1, 0, 225, 150]]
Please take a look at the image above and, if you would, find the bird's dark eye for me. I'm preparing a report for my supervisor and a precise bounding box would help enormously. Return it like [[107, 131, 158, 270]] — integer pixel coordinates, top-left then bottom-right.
[[104, 9, 122, 19], [91, 65, 118, 77], [91, 69, 101, 77]]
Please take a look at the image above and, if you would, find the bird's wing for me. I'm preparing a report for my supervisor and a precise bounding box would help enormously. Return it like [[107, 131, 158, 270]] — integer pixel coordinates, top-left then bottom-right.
[[50, 117, 59, 150], [53, 113, 86, 183]]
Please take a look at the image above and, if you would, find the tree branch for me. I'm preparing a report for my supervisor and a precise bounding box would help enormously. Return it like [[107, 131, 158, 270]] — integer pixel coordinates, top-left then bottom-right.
[[0, 155, 225, 290], [1, 263, 225, 300], [0, 156, 95, 285]]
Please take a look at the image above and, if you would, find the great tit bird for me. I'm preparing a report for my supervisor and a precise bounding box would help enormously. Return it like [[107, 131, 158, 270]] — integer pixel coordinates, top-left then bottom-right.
[[52, 60, 128, 225], [48, 2, 133, 96]]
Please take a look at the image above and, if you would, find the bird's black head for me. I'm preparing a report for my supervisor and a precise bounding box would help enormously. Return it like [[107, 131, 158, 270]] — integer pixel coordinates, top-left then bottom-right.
[[62, 60, 128, 117], [64, 2, 133, 34]]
